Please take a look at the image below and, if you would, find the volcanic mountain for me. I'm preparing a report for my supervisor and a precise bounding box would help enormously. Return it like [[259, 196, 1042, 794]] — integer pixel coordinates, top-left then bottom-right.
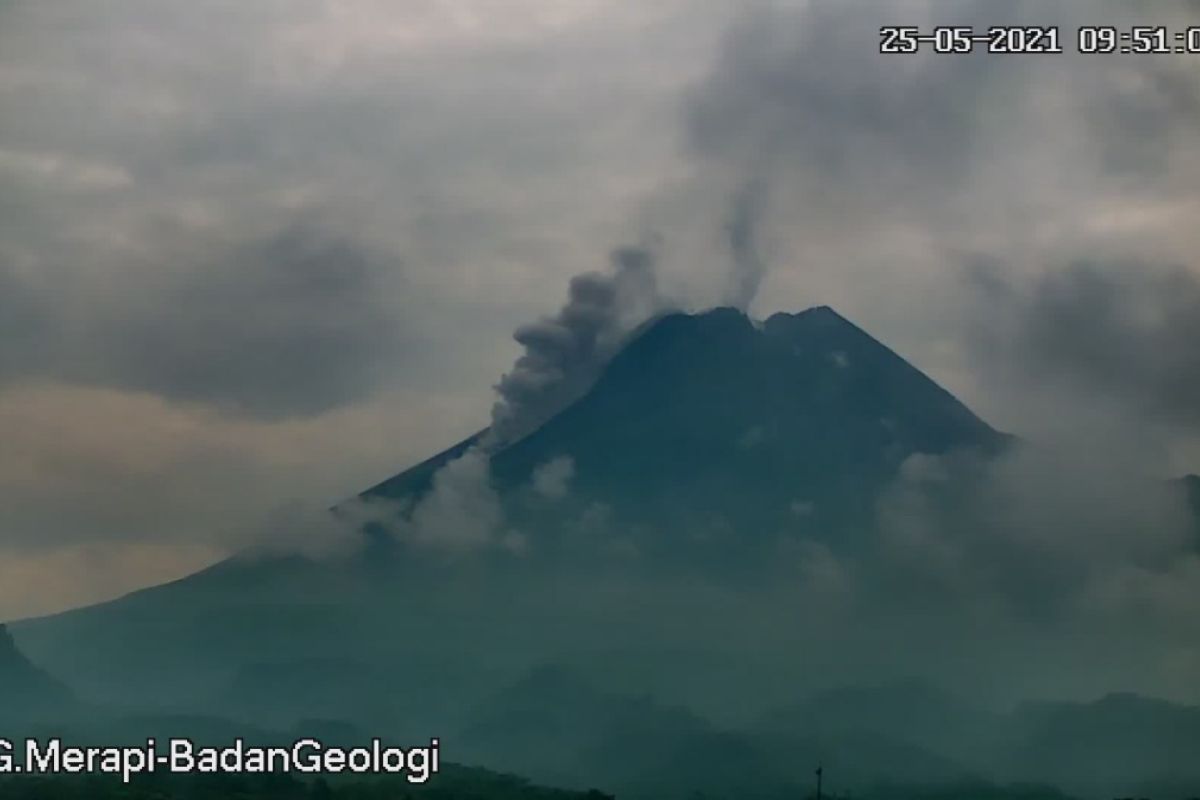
[[361, 305, 1008, 566], [7, 304, 1200, 798], [9, 305, 1008, 704]]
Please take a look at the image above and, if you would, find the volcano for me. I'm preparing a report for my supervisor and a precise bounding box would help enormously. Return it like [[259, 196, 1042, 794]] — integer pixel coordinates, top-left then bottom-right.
[[9, 306, 1008, 706], [360, 305, 1008, 567]]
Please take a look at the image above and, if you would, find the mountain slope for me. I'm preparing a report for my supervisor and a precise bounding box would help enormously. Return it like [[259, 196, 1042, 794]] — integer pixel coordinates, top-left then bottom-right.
[[0, 623, 76, 720]]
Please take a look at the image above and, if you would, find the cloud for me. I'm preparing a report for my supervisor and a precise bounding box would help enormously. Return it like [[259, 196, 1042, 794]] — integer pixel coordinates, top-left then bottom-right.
[[92, 222, 403, 418], [0, 541, 223, 622], [874, 445, 1195, 623], [0, 379, 485, 616], [686, 2, 996, 190], [0, 216, 405, 419], [531, 455, 575, 500], [238, 500, 368, 560], [488, 244, 661, 446], [401, 447, 503, 551], [0, 258, 47, 379], [967, 259, 1200, 431]]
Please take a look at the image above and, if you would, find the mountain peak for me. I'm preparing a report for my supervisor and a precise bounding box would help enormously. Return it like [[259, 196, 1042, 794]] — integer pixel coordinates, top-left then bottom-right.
[[766, 303, 843, 321], [362, 304, 1005, 567]]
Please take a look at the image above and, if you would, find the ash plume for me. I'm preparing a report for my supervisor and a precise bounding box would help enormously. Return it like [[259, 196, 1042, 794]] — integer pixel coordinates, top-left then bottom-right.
[[487, 244, 661, 448]]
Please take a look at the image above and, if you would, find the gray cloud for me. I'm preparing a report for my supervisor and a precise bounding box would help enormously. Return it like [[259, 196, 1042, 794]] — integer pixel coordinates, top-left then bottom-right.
[[0, 259, 48, 378], [860, 443, 1200, 700], [488, 244, 661, 447], [89, 223, 402, 418], [1089, 50, 1200, 179], [875, 447, 1193, 614], [968, 260, 1200, 431], [0, 220, 402, 419], [686, 2, 1001, 188]]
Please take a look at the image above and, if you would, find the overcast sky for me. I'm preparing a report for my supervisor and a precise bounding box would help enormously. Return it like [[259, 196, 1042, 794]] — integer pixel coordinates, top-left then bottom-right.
[[2, 0, 1199, 620]]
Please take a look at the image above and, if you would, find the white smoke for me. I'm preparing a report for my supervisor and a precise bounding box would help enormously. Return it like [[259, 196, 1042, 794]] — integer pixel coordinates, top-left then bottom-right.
[[400, 447, 503, 552], [531, 455, 575, 500]]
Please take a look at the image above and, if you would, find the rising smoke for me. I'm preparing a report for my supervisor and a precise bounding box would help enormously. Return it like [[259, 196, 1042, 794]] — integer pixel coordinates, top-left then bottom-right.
[[393, 245, 660, 553], [723, 178, 769, 311], [487, 243, 662, 448]]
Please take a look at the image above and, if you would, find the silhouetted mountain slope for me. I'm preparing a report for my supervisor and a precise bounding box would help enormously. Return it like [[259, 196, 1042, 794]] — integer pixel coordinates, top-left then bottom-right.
[[0, 623, 76, 720], [361, 431, 484, 507]]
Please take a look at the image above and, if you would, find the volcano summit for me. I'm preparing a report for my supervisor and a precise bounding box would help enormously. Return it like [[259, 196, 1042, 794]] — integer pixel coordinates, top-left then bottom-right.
[[359, 305, 1008, 567]]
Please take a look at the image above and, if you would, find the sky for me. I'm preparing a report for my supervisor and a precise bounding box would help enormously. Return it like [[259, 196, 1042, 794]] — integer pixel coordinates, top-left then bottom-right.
[[1, 0, 1199, 620]]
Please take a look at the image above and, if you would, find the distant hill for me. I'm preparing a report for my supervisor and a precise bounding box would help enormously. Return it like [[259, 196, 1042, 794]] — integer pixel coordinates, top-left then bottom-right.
[[757, 683, 1200, 798], [1004, 692, 1200, 798], [757, 679, 1002, 770], [459, 667, 977, 799], [456, 664, 718, 792]]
